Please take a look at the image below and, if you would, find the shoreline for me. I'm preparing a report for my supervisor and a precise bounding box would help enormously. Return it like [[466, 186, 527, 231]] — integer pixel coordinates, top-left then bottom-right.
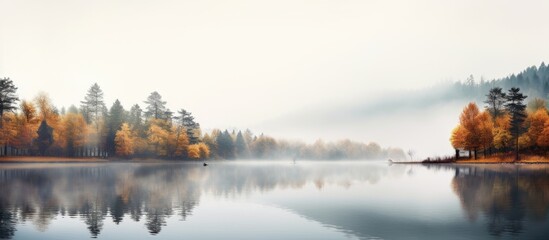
[[393, 160, 549, 164], [0, 156, 193, 163]]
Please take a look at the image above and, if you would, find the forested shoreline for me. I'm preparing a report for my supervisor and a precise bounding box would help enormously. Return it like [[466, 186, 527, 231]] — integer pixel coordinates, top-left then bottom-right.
[[0, 79, 406, 161], [449, 85, 549, 162]]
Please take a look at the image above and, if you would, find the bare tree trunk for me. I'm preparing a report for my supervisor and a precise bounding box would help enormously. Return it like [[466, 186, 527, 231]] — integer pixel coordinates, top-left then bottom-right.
[[515, 136, 519, 161]]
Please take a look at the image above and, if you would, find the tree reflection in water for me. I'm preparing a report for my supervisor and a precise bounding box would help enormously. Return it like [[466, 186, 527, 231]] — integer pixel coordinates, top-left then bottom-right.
[[0, 162, 385, 238], [427, 164, 549, 237], [5, 162, 547, 239]]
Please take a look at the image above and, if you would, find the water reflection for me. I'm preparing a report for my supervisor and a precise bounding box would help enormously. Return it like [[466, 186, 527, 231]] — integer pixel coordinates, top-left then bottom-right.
[[427, 164, 549, 237], [1, 162, 549, 239], [0, 162, 389, 239]]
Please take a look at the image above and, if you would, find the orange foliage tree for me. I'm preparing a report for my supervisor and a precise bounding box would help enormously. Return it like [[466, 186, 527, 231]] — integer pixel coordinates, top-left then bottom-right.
[[526, 109, 549, 150], [458, 103, 482, 159]]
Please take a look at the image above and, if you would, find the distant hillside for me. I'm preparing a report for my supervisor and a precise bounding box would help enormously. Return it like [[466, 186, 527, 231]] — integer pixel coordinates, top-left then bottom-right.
[[452, 62, 549, 102], [259, 62, 549, 158]]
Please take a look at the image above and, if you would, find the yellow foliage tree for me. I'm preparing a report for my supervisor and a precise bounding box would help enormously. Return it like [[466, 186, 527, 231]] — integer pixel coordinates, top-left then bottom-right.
[[60, 113, 87, 156], [15, 100, 40, 151], [187, 144, 200, 159], [198, 142, 210, 159], [187, 143, 210, 160], [493, 127, 512, 150], [172, 126, 189, 158], [115, 123, 134, 157], [147, 123, 169, 156]]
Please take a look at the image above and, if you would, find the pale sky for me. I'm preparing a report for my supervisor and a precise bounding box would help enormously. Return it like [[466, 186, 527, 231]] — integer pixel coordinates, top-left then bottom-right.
[[1, 0, 549, 139]]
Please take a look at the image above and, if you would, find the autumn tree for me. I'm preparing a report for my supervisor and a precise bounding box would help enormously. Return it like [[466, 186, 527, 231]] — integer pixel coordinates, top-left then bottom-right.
[[493, 114, 512, 150], [144, 92, 167, 119], [169, 124, 189, 158], [187, 144, 200, 159], [505, 88, 527, 161], [526, 109, 548, 151], [61, 113, 87, 156], [115, 123, 134, 157], [477, 111, 494, 157], [34, 92, 54, 121], [147, 120, 169, 156], [450, 126, 466, 150], [0, 78, 19, 127], [15, 101, 39, 152], [146, 118, 186, 158], [198, 142, 210, 159], [538, 118, 549, 151], [459, 102, 482, 159]]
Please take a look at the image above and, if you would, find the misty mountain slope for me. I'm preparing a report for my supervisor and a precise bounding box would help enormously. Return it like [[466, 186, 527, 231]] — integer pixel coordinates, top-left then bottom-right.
[[257, 63, 548, 158]]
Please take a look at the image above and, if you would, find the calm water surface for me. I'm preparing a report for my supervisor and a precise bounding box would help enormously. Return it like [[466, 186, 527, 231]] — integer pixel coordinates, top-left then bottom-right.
[[0, 161, 548, 239]]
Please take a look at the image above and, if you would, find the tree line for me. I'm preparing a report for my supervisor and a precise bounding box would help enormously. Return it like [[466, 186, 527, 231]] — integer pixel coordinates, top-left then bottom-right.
[[453, 62, 549, 101], [0, 79, 207, 159], [0, 78, 405, 160], [201, 129, 406, 160], [450, 86, 549, 160]]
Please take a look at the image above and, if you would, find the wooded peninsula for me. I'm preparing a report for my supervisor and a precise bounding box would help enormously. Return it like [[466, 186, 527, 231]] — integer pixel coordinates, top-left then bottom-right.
[[442, 86, 549, 163]]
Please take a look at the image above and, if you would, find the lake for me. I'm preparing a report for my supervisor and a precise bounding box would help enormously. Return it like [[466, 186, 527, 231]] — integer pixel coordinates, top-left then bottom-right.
[[0, 161, 548, 239]]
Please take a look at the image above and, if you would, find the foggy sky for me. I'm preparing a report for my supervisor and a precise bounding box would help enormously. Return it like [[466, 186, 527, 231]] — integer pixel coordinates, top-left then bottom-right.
[[1, 0, 549, 148]]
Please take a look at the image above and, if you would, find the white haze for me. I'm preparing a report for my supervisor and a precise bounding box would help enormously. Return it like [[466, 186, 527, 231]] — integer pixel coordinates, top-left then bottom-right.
[[1, 0, 549, 156]]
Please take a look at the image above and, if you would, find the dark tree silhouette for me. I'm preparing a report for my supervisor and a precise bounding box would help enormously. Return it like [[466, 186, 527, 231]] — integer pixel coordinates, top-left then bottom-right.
[[106, 100, 126, 155], [484, 87, 507, 122], [175, 109, 200, 144], [36, 120, 53, 155], [505, 88, 527, 161], [0, 78, 19, 127]]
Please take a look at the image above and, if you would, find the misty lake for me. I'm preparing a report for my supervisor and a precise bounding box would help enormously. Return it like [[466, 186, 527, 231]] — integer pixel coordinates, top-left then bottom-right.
[[1, 161, 548, 240]]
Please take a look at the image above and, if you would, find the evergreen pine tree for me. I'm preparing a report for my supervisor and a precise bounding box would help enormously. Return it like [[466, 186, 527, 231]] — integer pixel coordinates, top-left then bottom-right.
[[36, 120, 53, 155], [144, 91, 167, 119], [0, 78, 19, 127], [505, 87, 527, 161]]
